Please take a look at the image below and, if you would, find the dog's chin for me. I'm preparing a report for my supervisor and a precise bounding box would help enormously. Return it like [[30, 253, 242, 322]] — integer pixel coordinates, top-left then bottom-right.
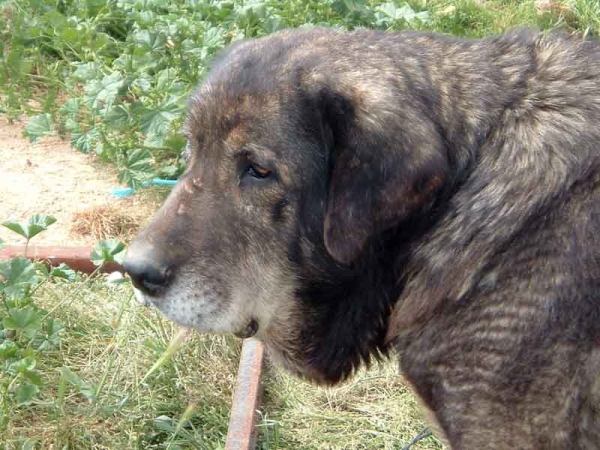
[[132, 287, 259, 338], [233, 318, 259, 339]]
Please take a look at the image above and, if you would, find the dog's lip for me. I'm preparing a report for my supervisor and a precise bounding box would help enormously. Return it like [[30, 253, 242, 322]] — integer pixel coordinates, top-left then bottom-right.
[[132, 287, 152, 306]]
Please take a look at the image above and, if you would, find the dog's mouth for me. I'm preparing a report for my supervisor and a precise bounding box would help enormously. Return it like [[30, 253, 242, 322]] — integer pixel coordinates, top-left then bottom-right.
[[234, 318, 259, 339], [133, 286, 152, 306], [132, 286, 259, 338]]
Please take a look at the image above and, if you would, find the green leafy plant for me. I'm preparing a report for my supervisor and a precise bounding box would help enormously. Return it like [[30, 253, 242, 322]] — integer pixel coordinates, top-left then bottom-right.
[[0, 0, 441, 187], [0, 255, 65, 429], [90, 238, 126, 267], [2, 214, 57, 256], [0, 215, 124, 434]]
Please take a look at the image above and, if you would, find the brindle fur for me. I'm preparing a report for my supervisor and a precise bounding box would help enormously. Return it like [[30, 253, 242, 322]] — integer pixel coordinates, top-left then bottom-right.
[[124, 28, 600, 449]]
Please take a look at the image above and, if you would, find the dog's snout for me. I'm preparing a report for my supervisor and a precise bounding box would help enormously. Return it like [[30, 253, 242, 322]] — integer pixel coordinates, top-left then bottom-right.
[[123, 257, 171, 296]]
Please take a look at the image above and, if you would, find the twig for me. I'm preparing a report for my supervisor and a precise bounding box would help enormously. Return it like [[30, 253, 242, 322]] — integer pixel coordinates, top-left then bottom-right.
[[402, 427, 432, 450]]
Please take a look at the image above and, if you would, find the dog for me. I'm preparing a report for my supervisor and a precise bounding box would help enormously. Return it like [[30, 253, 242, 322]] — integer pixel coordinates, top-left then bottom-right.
[[123, 27, 600, 449]]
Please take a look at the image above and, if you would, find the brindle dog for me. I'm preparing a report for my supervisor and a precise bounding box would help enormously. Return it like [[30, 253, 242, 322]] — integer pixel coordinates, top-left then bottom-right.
[[124, 28, 600, 449]]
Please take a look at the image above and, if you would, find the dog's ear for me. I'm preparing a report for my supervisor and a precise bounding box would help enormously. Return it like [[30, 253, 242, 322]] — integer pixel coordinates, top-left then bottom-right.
[[320, 87, 448, 264]]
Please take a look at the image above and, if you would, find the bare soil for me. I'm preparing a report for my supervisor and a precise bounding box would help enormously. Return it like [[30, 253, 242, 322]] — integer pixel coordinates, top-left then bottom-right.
[[0, 116, 161, 246]]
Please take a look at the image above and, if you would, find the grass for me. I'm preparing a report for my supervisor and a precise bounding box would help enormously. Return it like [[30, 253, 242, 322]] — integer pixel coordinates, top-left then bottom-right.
[[2, 0, 600, 449], [2, 276, 240, 449], [0, 277, 240, 450], [259, 364, 443, 449], [1, 275, 441, 450]]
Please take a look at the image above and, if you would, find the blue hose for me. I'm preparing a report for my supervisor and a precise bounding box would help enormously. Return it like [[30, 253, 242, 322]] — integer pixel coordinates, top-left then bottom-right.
[[111, 178, 178, 198]]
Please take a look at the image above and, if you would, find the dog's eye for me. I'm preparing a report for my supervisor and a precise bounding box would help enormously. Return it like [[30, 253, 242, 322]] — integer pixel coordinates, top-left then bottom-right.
[[246, 163, 272, 179], [237, 150, 275, 187]]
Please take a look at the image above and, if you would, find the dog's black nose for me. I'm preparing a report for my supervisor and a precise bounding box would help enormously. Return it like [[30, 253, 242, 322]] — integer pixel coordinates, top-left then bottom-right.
[[123, 258, 171, 296]]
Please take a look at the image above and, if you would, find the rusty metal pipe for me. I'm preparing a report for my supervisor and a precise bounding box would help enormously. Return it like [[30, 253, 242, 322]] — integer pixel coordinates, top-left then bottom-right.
[[0, 245, 123, 273], [225, 338, 265, 450]]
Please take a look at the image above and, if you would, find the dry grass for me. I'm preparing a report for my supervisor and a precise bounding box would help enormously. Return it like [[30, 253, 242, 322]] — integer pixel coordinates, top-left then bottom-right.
[[71, 205, 141, 242], [259, 362, 442, 449], [69, 186, 169, 244]]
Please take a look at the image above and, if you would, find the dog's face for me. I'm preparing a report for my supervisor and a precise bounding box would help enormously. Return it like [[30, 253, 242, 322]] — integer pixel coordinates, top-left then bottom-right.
[[124, 29, 448, 373], [126, 94, 313, 338], [125, 55, 328, 339]]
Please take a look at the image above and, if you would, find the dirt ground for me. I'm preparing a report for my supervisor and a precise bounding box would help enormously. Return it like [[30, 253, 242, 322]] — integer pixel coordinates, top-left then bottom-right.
[[0, 116, 162, 246]]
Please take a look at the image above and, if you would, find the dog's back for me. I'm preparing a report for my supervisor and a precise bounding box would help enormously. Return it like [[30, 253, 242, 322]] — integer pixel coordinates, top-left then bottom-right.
[[391, 31, 600, 449]]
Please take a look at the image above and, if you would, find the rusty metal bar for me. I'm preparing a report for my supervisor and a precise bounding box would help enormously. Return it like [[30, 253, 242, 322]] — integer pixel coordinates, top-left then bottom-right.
[[0, 245, 124, 273], [225, 337, 265, 450]]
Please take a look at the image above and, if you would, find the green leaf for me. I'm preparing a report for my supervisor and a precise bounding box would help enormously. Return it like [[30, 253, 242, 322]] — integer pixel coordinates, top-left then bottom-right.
[[59, 367, 96, 401], [58, 98, 81, 117], [331, 0, 369, 16], [78, 381, 97, 401], [71, 128, 101, 154], [24, 114, 53, 143], [60, 367, 82, 386], [140, 96, 181, 147], [85, 0, 107, 16], [154, 415, 177, 433], [0, 237, 4, 250], [70, 62, 100, 81], [0, 341, 18, 359], [202, 26, 226, 49], [23, 370, 43, 387], [46, 318, 65, 343], [159, 164, 181, 178], [50, 264, 76, 281], [132, 30, 166, 52], [131, 51, 158, 72], [104, 105, 131, 130], [135, 10, 157, 26], [91, 239, 126, 267], [15, 382, 39, 405], [64, 118, 80, 132], [89, 32, 111, 53], [124, 148, 152, 171], [0, 258, 39, 298], [155, 68, 178, 91], [59, 26, 81, 46], [47, 318, 65, 335], [118, 149, 154, 188], [6, 44, 34, 78], [4, 308, 42, 339], [84, 72, 125, 113], [375, 2, 429, 26], [8, 357, 36, 374], [42, 10, 67, 29], [2, 214, 57, 240], [131, 76, 153, 93]]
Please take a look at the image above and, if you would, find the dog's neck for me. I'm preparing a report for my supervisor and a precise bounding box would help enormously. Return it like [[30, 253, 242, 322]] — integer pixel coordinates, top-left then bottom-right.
[[262, 225, 422, 385]]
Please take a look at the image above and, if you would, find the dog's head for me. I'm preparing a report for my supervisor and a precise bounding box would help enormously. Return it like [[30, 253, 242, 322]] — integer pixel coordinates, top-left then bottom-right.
[[124, 28, 447, 376]]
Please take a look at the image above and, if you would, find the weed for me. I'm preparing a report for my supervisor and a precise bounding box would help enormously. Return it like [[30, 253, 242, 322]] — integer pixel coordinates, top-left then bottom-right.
[[0, 218, 128, 426]]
